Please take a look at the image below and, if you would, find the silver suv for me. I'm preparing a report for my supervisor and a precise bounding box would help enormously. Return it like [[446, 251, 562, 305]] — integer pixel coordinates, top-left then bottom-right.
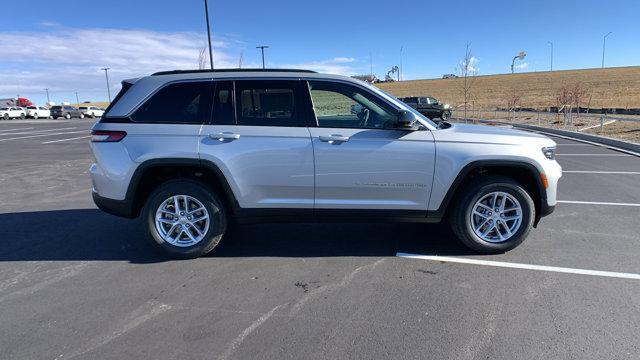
[[90, 69, 561, 259]]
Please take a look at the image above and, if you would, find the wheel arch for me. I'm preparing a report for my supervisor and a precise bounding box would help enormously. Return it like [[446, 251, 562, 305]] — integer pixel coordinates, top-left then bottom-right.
[[125, 158, 240, 218], [429, 160, 547, 225]]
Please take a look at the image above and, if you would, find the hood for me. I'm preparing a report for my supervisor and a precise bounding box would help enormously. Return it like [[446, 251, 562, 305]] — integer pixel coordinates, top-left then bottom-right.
[[434, 123, 556, 148]]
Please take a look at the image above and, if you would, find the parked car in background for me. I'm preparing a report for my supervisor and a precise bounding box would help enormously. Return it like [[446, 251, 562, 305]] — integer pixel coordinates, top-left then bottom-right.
[[400, 96, 452, 121], [442, 74, 458, 79], [79, 106, 105, 118], [50, 105, 84, 119], [26, 106, 51, 119], [0, 106, 26, 120]]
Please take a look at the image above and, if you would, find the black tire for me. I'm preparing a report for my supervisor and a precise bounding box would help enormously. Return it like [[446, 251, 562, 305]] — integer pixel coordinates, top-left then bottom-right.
[[33, 113, 38, 119], [2, 113, 8, 120], [142, 179, 228, 259], [449, 176, 535, 254], [20, 113, 25, 119], [80, 113, 85, 119], [440, 111, 451, 121], [65, 113, 71, 119]]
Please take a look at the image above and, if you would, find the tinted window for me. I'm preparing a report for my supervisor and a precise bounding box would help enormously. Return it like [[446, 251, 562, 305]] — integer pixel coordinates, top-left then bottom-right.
[[51, 106, 61, 110], [132, 81, 212, 124], [235, 80, 304, 127], [27, 106, 36, 109], [308, 81, 397, 129], [211, 81, 235, 125]]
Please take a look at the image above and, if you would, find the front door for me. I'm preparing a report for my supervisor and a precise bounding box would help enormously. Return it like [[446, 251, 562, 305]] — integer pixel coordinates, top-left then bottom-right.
[[307, 80, 436, 212]]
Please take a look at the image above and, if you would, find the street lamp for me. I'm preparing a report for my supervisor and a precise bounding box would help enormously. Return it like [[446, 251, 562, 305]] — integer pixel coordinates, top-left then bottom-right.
[[101, 67, 111, 102], [511, 51, 527, 74], [75, 92, 79, 106], [44, 88, 50, 104], [602, 32, 612, 68], [547, 41, 553, 71], [256, 46, 269, 69], [203, 0, 214, 70], [399, 46, 403, 81]]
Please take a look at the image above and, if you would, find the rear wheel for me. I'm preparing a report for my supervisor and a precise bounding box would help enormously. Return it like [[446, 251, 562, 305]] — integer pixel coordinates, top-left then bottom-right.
[[19, 113, 25, 119], [2, 113, 8, 120], [143, 179, 228, 259], [449, 176, 535, 254]]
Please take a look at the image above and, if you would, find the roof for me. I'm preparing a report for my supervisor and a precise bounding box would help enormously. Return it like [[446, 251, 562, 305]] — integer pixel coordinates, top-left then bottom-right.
[[152, 68, 316, 76]]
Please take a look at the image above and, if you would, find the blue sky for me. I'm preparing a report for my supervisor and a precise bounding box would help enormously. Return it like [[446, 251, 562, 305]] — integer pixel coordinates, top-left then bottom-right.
[[1, 0, 639, 105]]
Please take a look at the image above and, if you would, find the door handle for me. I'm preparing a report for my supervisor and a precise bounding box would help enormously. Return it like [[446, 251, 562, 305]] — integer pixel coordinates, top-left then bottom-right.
[[210, 132, 240, 141], [319, 134, 349, 144]]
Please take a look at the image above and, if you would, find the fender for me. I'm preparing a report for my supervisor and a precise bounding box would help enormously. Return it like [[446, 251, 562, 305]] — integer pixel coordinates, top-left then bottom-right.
[[426, 160, 548, 223]]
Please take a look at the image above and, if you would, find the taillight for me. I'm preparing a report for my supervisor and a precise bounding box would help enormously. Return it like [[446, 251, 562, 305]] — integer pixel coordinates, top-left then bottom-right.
[[91, 130, 127, 142]]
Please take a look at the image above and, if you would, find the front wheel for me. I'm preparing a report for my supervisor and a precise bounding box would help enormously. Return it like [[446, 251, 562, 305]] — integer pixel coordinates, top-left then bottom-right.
[[143, 179, 228, 259], [65, 113, 71, 119], [450, 176, 535, 254], [79, 113, 85, 119], [20, 113, 25, 119], [440, 111, 451, 121], [2, 113, 8, 120]]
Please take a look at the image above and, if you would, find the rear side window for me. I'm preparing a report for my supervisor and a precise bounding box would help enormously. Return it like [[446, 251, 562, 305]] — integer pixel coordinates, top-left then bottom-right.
[[132, 81, 212, 124], [103, 81, 133, 116], [234, 80, 305, 127]]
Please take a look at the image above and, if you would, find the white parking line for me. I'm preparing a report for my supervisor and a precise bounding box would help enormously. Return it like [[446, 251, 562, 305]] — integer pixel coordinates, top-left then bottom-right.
[[0, 127, 34, 133], [563, 170, 640, 175], [0, 130, 87, 142], [42, 135, 91, 144], [396, 253, 640, 280], [557, 200, 640, 207], [556, 153, 632, 156], [0, 127, 78, 136]]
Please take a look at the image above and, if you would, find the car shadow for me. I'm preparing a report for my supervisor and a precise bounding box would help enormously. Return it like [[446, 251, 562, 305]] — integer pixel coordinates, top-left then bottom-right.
[[0, 209, 472, 263]]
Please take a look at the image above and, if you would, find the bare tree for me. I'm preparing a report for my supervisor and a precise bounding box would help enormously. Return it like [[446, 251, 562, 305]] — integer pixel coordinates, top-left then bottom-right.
[[457, 42, 477, 120], [569, 82, 588, 125], [506, 90, 524, 122], [198, 47, 208, 70], [556, 83, 588, 126]]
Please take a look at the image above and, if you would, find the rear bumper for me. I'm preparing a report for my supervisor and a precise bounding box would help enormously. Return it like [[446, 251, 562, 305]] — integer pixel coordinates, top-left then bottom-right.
[[92, 191, 136, 218]]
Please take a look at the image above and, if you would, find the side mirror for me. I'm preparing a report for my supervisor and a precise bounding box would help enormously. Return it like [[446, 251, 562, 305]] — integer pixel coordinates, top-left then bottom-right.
[[396, 110, 420, 130]]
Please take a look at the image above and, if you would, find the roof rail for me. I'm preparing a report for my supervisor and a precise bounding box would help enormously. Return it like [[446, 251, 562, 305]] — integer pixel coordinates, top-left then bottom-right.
[[151, 68, 317, 76]]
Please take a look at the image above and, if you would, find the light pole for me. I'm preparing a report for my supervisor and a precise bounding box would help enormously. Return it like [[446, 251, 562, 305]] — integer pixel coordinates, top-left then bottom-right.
[[547, 41, 553, 71], [256, 46, 269, 69], [75, 92, 79, 106], [602, 32, 612, 68], [511, 51, 527, 74], [399, 46, 403, 81], [101, 67, 111, 102], [44, 88, 50, 104], [203, 0, 214, 70]]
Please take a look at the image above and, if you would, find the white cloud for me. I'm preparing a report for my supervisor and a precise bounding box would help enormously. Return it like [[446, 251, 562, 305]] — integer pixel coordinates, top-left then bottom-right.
[[0, 27, 360, 103], [514, 62, 529, 70], [278, 57, 359, 76], [0, 27, 240, 102]]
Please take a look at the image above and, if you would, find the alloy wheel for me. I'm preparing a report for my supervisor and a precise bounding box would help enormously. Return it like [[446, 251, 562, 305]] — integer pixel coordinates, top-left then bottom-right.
[[154, 195, 211, 247], [470, 191, 522, 243]]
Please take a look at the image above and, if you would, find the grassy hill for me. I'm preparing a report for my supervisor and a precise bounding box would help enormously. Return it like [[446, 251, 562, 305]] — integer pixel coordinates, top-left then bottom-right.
[[375, 66, 640, 110]]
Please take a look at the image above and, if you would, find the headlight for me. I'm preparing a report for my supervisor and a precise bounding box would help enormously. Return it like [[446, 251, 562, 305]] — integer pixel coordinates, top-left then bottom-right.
[[542, 147, 555, 160]]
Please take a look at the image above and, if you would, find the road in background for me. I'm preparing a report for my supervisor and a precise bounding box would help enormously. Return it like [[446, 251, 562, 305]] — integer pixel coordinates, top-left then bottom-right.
[[1, 120, 639, 359]]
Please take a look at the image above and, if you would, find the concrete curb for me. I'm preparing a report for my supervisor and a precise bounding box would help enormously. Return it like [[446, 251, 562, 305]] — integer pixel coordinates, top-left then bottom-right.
[[474, 120, 640, 156]]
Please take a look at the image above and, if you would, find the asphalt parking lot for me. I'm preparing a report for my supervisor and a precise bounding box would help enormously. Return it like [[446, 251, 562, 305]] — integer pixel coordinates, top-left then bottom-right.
[[1, 119, 639, 360]]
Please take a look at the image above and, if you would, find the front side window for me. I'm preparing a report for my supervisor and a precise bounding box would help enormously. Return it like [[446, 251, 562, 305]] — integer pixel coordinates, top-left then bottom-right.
[[234, 80, 304, 127], [132, 81, 212, 124], [308, 81, 397, 129]]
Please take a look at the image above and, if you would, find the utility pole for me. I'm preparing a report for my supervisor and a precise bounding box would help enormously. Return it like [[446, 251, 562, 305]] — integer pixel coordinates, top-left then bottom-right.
[[547, 41, 553, 71], [369, 52, 373, 79], [75, 92, 79, 106], [256, 46, 269, 69], [203, 0, 214, 70], [44, 88, 50, 104], [602, 32, 612, 68], [101, 67, 111, 102], [399, 46, 403, 81]]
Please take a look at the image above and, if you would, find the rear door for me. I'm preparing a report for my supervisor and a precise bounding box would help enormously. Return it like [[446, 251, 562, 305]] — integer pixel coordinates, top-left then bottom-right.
[[307, 80, 435, 213], [198, 79, 315, 210]]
